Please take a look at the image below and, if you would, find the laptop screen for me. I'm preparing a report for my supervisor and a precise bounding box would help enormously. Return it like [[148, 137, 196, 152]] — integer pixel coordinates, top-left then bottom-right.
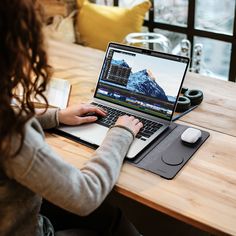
[[94, 43, 189, 121]]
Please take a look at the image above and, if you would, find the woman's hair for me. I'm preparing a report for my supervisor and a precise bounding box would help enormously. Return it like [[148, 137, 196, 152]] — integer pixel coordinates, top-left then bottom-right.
[[0, 0, 51, 158]]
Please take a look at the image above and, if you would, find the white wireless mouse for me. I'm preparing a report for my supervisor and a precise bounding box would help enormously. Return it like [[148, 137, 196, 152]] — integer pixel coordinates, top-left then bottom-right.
[[181, 128, 202, 144]]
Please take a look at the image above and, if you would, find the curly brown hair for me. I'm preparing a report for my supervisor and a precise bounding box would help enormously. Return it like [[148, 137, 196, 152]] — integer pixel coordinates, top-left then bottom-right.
[[0, 0, 51, 158]]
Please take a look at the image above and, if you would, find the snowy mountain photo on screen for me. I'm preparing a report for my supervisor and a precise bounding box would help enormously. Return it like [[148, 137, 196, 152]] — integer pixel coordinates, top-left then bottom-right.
[[111, 59, 168, 102]]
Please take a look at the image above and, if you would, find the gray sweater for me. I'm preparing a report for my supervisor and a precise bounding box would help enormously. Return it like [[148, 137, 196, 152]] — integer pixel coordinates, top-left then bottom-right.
[[0, 109, 133, 236]]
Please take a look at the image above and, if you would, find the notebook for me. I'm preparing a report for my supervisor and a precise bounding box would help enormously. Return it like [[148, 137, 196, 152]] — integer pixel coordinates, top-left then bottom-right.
[[57, 42, 189, 159]]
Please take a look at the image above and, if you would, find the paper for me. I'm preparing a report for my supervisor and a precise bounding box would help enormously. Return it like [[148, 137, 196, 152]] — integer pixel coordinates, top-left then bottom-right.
[[34, 77, 71, 109]]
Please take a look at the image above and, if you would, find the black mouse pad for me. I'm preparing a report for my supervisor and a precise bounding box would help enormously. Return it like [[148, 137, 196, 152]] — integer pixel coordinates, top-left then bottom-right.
[[126, 123, 210, 179]]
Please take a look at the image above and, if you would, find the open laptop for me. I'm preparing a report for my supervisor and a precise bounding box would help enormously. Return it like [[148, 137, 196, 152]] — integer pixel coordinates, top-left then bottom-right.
[[57, 42, 189, 159]]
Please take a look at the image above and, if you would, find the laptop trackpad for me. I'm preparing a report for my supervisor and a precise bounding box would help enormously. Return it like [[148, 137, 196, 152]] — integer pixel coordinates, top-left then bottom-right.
[[59, 123, 108, 146]]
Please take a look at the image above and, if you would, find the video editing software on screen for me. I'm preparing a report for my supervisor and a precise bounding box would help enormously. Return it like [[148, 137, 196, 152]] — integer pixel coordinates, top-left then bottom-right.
[[95, 47, 188, 121]]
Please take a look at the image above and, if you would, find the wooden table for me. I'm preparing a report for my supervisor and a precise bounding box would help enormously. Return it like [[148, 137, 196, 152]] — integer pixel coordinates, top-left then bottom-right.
[[46, 40, 236, 236]]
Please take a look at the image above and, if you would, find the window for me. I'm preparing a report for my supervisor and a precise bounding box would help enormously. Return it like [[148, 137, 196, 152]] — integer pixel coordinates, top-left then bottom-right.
[[154, 0, 188, 27], [98, 0, 236, 82], [195, 0, 235, 35], [194, 37, 231, 80]]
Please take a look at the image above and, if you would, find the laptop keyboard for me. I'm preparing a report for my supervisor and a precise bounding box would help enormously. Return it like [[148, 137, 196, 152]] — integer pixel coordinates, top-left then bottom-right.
[[91, 103, 163, 140]]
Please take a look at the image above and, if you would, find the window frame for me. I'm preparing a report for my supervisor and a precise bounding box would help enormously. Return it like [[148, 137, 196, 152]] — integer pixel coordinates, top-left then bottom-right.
[[114, 0, 236, 82]]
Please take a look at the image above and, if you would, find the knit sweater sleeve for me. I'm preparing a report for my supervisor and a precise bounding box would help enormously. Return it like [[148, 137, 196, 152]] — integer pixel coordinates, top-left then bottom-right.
[[3, 118, 133, 216], [35, 108, 59, 129]]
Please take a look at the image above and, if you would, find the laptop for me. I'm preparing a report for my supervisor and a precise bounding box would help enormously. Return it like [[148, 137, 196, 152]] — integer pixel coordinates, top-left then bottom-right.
[[57, 42, 189, 159]]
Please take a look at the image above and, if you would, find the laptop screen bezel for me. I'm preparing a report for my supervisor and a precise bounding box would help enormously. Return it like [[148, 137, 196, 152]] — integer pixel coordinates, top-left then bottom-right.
[[93, 42, 190, 122]]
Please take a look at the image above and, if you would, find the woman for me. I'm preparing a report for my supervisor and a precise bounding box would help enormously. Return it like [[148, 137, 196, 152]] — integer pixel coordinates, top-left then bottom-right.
[[0, 0, 143, 235]]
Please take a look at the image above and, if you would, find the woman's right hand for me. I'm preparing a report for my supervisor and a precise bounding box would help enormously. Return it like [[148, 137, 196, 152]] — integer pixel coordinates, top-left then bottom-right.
[[115, 115, 143, 136]]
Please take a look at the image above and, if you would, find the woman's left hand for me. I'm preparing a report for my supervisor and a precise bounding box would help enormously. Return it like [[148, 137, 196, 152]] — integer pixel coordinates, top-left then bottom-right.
[[58, 104, 107, 126]]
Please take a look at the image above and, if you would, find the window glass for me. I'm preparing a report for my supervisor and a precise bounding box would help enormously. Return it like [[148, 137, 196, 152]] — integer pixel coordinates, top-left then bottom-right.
[[154, 0, 188, 26], [154, 29, 186, 54], [142, 26, 149, 33], [96, 0, 113, 5], [194, 37, 231, 80], [195, 0, 235, 35]]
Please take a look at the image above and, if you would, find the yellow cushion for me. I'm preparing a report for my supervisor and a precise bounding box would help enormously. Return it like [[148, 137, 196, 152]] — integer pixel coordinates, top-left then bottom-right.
[[76, 0, 151, 51]]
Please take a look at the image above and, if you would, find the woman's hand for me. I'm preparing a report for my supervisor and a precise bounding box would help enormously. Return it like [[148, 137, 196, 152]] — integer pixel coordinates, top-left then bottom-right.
[[115, 115, 143, 136], [58, 104, 107, 126]]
